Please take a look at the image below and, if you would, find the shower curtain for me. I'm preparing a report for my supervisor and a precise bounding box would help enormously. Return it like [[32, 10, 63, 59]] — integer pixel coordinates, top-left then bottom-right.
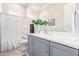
[[64, 3, 79, 33], [64, 3, 76, 32], [75, 3, 79, 33], [0, 13, 18, 52], [68, 3, 79, 33]]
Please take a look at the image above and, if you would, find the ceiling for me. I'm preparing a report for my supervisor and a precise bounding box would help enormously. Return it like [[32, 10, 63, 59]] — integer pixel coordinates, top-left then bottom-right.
[[20, 3, 66, 7], [19, 3, 28, 7], [19, 3, 66, 10]]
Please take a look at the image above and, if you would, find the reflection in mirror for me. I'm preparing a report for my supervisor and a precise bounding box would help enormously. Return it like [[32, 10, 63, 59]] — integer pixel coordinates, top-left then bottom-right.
[[48, 18, 55, 26], [64, 3, 79, 33]]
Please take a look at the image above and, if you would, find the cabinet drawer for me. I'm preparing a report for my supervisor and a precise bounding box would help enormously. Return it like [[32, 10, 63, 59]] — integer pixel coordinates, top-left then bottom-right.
[[50, 41, 78, 55]]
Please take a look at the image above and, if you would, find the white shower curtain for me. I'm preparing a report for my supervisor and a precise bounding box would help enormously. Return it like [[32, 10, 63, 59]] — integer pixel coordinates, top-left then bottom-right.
[[64, 3, 76, 32], [75, 4, 79, 33], [0, 13, 18, 52], [64, 3, 79, 33]]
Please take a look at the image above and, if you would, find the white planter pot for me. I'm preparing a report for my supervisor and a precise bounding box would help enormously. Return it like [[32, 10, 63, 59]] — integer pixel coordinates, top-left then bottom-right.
[[34, 25, 42, 33], [34, 25, 38, 33]]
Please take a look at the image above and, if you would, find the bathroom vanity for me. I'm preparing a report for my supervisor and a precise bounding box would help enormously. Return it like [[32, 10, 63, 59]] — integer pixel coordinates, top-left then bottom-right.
[[28, 32, 79, 56]]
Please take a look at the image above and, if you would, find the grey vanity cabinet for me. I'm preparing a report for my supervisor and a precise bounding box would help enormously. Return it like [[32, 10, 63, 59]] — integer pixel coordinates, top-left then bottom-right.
[[28, 35, 49, 56], [28, 35, 33, 56], [28, 35, 79, 56], [50, 41, 79, 56]]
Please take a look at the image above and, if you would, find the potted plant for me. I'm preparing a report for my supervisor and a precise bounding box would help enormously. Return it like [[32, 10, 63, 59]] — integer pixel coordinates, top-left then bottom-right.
[[32, 18, 48, 33], [32, 19, 39, 33], [43, 20, 48, 34]]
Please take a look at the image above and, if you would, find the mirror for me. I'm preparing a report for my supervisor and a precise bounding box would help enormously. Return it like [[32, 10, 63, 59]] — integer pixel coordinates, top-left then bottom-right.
[[48, 18, 55, 26], [39, 3, 79, 32]]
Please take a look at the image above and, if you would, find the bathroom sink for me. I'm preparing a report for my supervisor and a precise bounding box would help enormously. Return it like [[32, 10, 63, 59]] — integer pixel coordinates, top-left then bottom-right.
[[74, 39, 79, 42]]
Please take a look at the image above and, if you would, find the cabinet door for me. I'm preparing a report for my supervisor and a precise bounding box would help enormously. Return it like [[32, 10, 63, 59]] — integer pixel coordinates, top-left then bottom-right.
[[31, 36, 49, 56], [28, 35, 34, 56], [50, 42, 78, 56]]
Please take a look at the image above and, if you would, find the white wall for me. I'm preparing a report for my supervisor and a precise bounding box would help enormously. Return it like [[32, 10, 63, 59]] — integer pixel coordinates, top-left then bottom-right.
[[26, 5, 40, 19], [40, 4, 65, 31], [26, 4, 41, 25], [0, 3, 2, 12], [2, 3, 26, 16]]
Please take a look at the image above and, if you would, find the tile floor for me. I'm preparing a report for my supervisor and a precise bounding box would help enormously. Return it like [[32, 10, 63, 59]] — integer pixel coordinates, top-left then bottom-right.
[[0, 40, 28, 56]]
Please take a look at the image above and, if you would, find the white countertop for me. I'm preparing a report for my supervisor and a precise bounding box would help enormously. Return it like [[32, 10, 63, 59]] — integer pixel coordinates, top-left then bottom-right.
[[29, 31, 79, 49]]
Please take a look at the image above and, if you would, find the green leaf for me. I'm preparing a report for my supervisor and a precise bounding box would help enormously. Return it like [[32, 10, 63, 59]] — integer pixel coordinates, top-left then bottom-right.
[[32, 19, 39, 25], [32, 18, 48, 25], [43, 20, 48, 25]]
